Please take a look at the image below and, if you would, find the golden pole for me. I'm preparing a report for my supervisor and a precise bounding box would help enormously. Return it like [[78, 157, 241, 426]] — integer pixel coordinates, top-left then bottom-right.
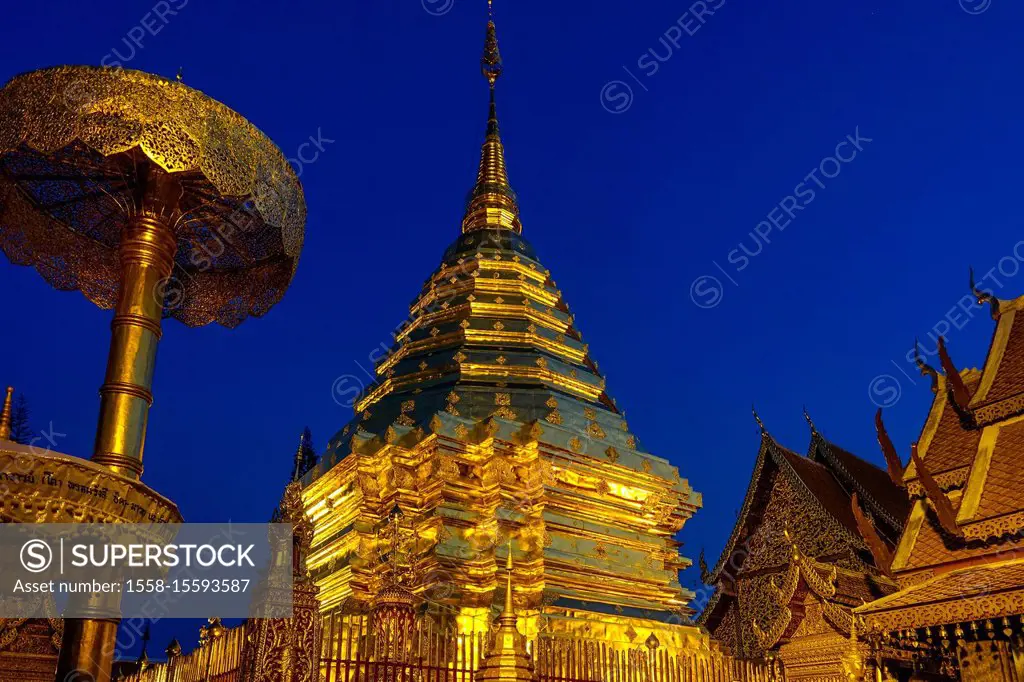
[[91, 161, 180, 478], [56, 162, 180, 682]]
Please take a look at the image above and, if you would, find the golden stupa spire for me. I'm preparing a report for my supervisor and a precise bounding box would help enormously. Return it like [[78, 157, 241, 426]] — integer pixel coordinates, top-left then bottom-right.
[[462, 0, 522, 234], [503, 535, 514, 615], [0, 387, 13, 441], [477, 534, 532, 682]]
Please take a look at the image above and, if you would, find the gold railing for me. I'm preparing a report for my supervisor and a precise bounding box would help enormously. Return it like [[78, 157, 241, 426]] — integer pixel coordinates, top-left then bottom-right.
[[118, 612, 772, 682], [122, 625, 247, 682], [320, 612, 485, 682]]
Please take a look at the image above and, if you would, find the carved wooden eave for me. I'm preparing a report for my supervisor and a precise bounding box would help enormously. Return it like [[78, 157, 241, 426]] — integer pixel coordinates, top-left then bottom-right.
[[857, 556, 1024, 633]]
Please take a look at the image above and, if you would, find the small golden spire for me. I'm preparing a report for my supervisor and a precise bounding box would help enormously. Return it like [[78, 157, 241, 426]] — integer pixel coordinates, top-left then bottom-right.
[[462, 0, 522, 234], [504, 535, 514, 615], [0, 387, 13, 441]]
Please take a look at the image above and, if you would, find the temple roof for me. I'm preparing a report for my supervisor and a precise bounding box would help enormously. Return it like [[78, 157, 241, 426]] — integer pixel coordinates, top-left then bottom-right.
[[703, 423, 906, 586], [969, 296, 1024, 421], [857, 557, 1024, 631], [808, 433, 910, 536], [904, 370, 983, 487]]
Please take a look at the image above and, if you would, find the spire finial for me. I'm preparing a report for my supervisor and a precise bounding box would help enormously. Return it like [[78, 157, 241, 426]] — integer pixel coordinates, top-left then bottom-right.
[[462, 0, 521, 234], [292, 427, 316, 481], [0, 387, 13, 441]]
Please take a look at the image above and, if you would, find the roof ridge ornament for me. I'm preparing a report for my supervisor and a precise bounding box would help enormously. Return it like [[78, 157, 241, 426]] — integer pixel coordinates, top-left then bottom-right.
[[752, 404, 766, 434], [910, 442, 964, 538], [874, 408, 906, 488], [851, 491, 895, 578], [970, 266, 1000, 320], [802, 406, 817, 435], [937, 336, 972, 412], [914, 338, 939, 394]]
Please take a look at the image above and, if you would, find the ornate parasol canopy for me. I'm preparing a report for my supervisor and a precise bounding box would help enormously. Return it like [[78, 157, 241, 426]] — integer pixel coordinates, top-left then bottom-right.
[[0, 65, 305, 328]]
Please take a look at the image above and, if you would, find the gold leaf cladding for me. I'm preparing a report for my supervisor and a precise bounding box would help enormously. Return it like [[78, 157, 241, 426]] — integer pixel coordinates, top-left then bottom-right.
[[587, 422, 606, 439], [626, 435, 637, 449], [546, 410, 563, 425], [536, 357, 548, 369], [493, 406, 517, 420], [460, 319, 471, 329], [605, 446, 619, 463], [620, 421, 629, 431], [439, 456, 459, 479], [641, 459, 652, 474], [418, 360, 428, 371], [527, 323, 538, 333], [401, 399, 415, 413], [0, 66, 305, 329], [454, 351, 467, 363], [584, 407, 596, 420], [441, 301, 450, 310], [495, 393, 512, 406], [467, 294, 477, 302], [496, 355, 507, 365], [361, 410, 372, 421], [430, 327, 440, 337], [493, 321, 505, 331], [568, 437, 583, 453], [495, 296, 505, 304], [545, 396, 559, 409], [455, 423, 469, 440], [595, 480, 610, 496]]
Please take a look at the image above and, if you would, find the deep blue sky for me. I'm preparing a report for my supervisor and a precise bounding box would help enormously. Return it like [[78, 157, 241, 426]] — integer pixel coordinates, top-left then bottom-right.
[[1, 0, 1021, 657]]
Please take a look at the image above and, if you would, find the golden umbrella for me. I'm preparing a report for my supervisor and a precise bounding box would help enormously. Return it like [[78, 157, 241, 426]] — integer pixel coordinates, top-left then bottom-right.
[[0, 65, 306, 680]]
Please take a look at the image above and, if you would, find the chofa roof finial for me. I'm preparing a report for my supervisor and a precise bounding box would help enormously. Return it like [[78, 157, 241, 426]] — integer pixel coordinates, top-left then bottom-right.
[[914, 338, 939, 394], [970, 266, 1000, 320]]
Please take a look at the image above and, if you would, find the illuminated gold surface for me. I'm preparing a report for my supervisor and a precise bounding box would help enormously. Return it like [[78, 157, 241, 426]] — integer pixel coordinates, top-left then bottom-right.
[[55, 617, 119, 682], [0, 64, 306, 329]]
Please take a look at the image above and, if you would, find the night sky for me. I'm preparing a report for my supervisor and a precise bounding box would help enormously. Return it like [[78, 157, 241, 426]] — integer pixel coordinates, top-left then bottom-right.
[[1, 0, 1022, 659]]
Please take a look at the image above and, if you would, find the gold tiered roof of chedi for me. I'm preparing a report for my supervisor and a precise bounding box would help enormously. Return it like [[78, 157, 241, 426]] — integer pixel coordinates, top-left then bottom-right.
[[301, 8, 702, 649]]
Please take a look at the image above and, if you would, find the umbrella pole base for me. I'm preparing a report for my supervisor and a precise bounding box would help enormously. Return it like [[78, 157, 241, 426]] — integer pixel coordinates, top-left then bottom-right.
[[55, 617, 119, 682]]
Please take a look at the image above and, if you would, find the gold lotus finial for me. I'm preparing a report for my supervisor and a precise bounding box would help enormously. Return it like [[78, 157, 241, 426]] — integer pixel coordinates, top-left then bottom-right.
[[0, 387, 12, 441], [176, 67, 183, 82]]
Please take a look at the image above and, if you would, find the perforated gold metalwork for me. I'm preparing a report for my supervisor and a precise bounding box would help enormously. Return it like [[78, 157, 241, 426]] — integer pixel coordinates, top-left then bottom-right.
[[0, 65, 305, 328]]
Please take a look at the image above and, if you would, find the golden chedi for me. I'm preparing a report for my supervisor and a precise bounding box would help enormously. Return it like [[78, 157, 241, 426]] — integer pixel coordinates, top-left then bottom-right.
[[301, 4, 704, 655]]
